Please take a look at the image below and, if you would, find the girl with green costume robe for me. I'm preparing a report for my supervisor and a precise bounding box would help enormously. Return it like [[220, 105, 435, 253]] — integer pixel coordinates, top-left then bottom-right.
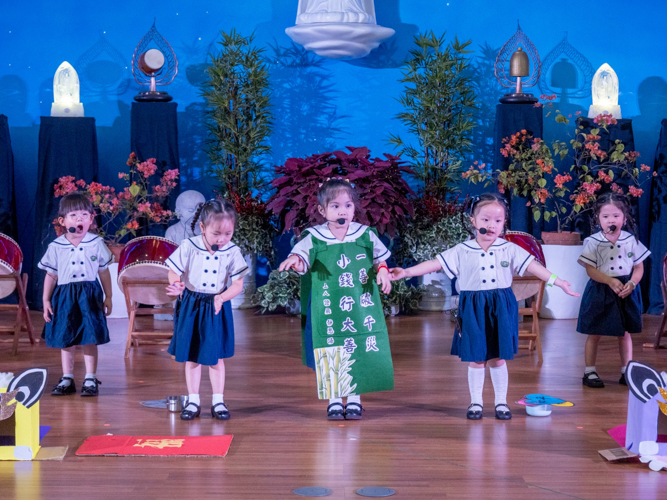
[[279, 180, 394, 420]]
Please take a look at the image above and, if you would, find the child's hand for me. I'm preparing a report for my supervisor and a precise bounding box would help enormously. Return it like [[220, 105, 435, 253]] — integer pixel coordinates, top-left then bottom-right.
[[43, 300, 53, 323], [389, 267, 406, 281], [166, 280, 185, 297], [214, 294, 224, 315], [607, 277, 624, 295], [103, 296, 113, 316], [619, 281, 636, 299], [278, 255, 304, 273], [557, 280, 580, 297], [377, 267, 391, 294]]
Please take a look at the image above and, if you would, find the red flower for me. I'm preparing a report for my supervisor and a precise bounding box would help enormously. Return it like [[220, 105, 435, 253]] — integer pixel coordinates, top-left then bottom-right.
[[640, 164, 651, 172], [628, 186, 644, 197]]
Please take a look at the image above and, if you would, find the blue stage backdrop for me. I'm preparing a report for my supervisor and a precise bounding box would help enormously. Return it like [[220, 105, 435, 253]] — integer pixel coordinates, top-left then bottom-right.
[[0, 1, 665, 304]]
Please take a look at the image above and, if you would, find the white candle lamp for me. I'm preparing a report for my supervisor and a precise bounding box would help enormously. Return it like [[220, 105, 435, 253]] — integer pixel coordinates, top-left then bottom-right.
[[51, 61, 84, 117], [588, 63, 621, 119]]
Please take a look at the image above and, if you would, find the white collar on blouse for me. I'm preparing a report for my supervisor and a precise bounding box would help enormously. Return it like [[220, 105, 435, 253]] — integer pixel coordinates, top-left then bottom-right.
[[187, 235, 236, 253], [459, 237, 509, 252], [309, 221, 367, 242], [589, 230, 633, 245], [52, 233, 101, 247]]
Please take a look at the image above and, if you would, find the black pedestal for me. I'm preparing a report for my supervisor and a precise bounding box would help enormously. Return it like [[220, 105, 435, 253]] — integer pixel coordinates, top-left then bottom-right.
[[494, 103, 544, 236], [31, 117, 99, 307], [0, 115, 17, 238], [130, 102, 181, 230], [648, 118, 667, 314]]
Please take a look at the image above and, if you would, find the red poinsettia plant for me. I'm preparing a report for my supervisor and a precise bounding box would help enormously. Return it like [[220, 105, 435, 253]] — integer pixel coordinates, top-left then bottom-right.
[[267, 147, 415, 237], [227, 190, 277, 261], [53, 153, 179, 244]]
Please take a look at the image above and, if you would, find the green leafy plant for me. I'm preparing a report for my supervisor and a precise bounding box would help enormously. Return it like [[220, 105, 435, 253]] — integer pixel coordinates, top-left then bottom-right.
[[392, 195, 469, 266], [228, 191, 277, 261], [388, 31, 478, 198], [381, 280, 426, 316], [252, 270, 300, 314], [203, 29, 273, 197]]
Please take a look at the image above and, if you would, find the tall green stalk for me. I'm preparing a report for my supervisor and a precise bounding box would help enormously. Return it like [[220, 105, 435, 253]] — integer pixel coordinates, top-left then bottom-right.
[[203, 30, 273, 197], [388, 31, 478, 198]]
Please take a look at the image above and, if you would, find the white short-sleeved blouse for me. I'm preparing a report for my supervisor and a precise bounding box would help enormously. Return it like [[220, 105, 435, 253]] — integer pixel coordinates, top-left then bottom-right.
[[577, 231, 650, 277], [166, 236, 249, 293], [436, 238, 534, 291], [38, 234, 113, 285]]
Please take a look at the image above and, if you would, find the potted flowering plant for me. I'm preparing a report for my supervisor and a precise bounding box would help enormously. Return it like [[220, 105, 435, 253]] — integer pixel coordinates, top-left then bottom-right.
[[53, 153, 179, 258], [463, 112, 653, 245], [267, 147, 415, 238]]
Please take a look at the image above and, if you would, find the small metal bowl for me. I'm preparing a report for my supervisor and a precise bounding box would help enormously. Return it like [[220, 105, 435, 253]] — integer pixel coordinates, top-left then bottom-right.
[[166, 395, 189, 412]]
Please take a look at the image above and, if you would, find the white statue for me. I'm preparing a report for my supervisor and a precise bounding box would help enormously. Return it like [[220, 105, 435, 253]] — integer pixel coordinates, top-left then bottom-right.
[[298, 0, 374, 24], [287, 0, 394, 60], [165, 190, 206, 243], [51, 61, 84, 117], [588, 63, 621, 119]]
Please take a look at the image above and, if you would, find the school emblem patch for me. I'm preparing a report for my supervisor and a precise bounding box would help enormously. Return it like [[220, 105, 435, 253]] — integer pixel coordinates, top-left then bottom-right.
[[628, 252, 634, 257], [91, 256, 97, 261], [501, 261, 509, 268]]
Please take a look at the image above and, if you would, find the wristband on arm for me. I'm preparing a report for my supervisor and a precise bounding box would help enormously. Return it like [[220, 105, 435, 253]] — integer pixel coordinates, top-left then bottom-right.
[[377, 264, 389, 272], [546, 274, 557, 287]]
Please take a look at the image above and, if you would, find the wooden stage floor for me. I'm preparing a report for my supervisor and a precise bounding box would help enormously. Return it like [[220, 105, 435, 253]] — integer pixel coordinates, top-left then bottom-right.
[[1, 310, 666, 499]]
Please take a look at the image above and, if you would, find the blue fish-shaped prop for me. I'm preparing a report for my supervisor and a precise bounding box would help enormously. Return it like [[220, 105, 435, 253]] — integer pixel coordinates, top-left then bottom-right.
[[516, 394, 574, 407]]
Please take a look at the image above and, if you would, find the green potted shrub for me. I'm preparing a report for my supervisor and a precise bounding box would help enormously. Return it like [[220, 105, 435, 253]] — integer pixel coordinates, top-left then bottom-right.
[[253, 270, 301, 315], [380, 280, 426, 317]]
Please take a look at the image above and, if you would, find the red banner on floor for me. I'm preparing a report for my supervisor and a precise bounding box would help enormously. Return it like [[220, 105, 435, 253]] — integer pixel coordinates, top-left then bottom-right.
[[76, 435, 233, 457]]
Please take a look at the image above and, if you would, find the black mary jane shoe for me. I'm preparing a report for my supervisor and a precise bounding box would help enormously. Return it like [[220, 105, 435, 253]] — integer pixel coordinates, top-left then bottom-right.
[[619, 373, 627, 386], [51, 377, 76, 396], [344, 402, 364, 420], [466, 404, 483, 420], [80, 378, 101, 397], [211, 402, 230, 421], [180, 402, 201, 421], [582, 371, 605, 388], [327, 402, 345, 421], [495, 404, 512, 420]]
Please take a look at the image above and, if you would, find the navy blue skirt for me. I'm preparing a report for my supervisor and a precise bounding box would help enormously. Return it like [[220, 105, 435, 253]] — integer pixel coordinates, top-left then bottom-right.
[[168, 288, 234, 365], [577, 275, 643, 337], [452, 287, 518, 362], [43, 281, 110, 348]]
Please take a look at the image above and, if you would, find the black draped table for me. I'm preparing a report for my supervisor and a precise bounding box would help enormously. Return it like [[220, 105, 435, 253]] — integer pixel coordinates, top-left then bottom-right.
[[494, 103, 543, 237], [31, 117, 99, 307], [0, 114, 17, 238], [648, 118, 667, 314]]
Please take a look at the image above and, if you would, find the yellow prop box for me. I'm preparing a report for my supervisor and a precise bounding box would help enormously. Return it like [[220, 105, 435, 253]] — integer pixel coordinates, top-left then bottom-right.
[[0, 387, 41, 460]]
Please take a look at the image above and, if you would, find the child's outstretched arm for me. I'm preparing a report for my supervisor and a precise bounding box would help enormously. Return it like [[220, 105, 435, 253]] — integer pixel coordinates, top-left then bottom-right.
[[582, 263, 624, 295], [279, 254, 305, 273], [619, 261, 644, 299], [390, 259, 441, 281], [526, 260, 580, 296], [42, 272, 57, 322], [98, 268, 113, 316], [166, 270, 186, 296]]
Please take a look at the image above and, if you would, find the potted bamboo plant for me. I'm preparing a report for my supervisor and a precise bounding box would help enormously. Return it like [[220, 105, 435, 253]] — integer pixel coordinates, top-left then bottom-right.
[[203, 29, 275, 308]]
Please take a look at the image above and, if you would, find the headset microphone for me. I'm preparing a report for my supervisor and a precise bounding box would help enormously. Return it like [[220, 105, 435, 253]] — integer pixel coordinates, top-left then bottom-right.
[[478, 228, 487, 234], [68, 227, 76, 233], [211, 244, 219, 251], [337, 218, 346, 225], [609, 225, 617, 233]]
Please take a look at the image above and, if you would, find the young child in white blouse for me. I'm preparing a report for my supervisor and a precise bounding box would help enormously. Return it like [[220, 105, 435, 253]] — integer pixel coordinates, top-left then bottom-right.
[[165, 199, 249, 421], [391, 193, 579, 420], [577, 193, 650, 388], [40, 192, 114, 397]]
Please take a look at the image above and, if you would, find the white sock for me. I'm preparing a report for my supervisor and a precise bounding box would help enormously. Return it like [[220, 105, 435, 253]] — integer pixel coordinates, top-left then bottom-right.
[[347, 395, 361, 405], [490, 364, 509, 406], [212, 393, 224, 406], [329, 397, 343, 407], [59, 374, 74, 387], [186, 393, 200, 409], [83, 373, 96, 387], [468, 367, 485, 406], [585, 366, 600, 379], [621, 366, 627, 375]]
